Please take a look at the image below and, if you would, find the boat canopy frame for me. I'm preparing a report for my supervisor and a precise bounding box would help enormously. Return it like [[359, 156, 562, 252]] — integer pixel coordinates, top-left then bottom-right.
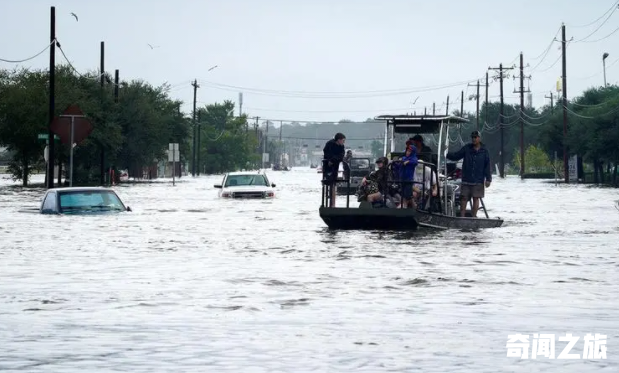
[[374, 114, 470, 212]]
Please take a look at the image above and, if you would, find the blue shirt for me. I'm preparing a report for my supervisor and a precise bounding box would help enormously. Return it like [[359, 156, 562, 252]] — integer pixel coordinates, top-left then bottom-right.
[[400, 153, 418, 181]]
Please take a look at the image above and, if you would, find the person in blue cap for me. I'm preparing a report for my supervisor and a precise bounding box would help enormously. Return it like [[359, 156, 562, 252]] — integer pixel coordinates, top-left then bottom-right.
[[446, 130, 492, 217]]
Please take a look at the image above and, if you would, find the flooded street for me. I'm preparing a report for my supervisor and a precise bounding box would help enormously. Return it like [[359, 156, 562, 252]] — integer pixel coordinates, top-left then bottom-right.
[[1, 168, 618, 372]]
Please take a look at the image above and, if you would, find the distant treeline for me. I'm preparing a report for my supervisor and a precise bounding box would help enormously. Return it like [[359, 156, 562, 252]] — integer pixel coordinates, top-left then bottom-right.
[[0, 65, 258, 185]]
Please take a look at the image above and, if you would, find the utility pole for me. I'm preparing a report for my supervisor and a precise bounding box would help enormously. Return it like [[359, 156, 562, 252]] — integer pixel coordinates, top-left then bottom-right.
[[114, 71, 119, 182], [114, 70, 119, 102], [196, 110, 201, 176], [514, 52, 531, 179], [476, 80, 480, 131], [191, 79, 199, 176], [545, 91, 554, 112], [432, 102, 435, 115], [99, 41, 105, 186], [485, 72, 489, 128], [489, 63, 514, 178], [47, 6, 56, 189], [253, 116, 259, 168], [110, 68, 119, 186], [238, 92, 243, 117], [460, 90, 464, 116], [561, 23, 569, 183], [263, 121, 269, 168], [424, 107, 427, 115], [467, 81, 481, 130], [279, 120, 283, 166], [445, 96, 450, 115]]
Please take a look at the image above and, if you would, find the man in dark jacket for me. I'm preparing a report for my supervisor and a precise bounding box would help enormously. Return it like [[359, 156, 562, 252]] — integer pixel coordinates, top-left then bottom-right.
[[409, 135, 435, 164], [446, 130, 492, 217], [323, 133, 346, 206]]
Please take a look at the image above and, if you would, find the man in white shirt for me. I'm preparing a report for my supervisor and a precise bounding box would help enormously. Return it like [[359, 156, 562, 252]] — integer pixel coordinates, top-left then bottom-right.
[[413, 161, 438, 209]]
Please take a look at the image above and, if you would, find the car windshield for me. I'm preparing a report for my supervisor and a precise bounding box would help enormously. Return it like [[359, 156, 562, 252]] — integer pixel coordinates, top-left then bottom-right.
[[224, 174, 268, 187], [59, 190, 125, 213], [350, 159, 370, 169]]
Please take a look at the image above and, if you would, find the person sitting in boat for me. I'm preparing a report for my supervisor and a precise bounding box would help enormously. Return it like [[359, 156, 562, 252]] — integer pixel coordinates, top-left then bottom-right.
[[344, 149, 353, 164], [357, 157, 391, 206], [399, 144, 418, 209], [342, 149, 353, 180], [446, 130, 492, 218], [413, 160, 438, 210]]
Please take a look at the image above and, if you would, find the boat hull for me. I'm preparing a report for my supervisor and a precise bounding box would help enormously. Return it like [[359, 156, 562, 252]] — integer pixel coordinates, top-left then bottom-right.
[[415, 210, 504, 230], [319, 206, 419, 230], [319, 207, 504, 231]]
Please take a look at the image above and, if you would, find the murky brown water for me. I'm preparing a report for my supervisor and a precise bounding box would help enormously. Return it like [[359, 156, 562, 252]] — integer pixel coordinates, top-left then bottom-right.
[[1, 170, 618, 372]]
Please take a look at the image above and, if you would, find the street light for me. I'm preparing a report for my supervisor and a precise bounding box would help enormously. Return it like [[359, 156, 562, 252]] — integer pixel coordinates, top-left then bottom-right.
[[603, 53, 609, 87]]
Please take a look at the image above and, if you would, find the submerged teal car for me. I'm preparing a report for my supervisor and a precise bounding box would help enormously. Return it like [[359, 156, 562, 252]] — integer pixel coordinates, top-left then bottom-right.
[[40, 187, 131, 214]]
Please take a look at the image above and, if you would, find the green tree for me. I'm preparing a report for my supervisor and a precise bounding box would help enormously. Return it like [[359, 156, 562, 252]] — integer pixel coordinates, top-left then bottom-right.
[[0, 65, 191, 185], [513, 144, 553, 173], [370, 139, 383, 159], [197, 101, 259, 174], [0, 68, 48, 186], [538, 85, 619, 184]]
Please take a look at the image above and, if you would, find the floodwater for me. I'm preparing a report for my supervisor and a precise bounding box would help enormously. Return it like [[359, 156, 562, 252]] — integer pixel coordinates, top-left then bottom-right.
[[0, 169, 618, 372]]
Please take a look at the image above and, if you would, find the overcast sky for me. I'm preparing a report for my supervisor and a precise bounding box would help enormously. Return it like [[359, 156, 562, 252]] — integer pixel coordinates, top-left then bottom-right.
[[2, 0, 618, 123]]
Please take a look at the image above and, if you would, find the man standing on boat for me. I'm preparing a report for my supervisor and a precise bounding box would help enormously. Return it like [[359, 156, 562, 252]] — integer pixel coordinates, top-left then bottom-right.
[[408, 135, 434, 164], [323, 133, 346, 207], [446, 130, 491, 218]]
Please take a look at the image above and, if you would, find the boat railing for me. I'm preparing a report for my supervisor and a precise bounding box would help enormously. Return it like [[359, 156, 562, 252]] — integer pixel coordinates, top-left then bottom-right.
[[387, 161, 442, 212], [321, 159, 352, 208], [320, 158, 444, 212]]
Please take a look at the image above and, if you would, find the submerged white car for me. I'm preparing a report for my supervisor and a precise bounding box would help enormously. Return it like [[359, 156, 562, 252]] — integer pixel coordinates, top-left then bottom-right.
[[214, 171, 276, 199]]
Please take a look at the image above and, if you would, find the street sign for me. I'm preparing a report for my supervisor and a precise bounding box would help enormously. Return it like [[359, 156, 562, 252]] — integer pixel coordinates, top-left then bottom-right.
[[168, 143, 180, 162], [38, 134, 59, 140], [50, 105, 93, 145], [262, 153, 269, 162], [168, 143, 179, 186], [568, 154, 578, 183], [167, 149, 180, 162]]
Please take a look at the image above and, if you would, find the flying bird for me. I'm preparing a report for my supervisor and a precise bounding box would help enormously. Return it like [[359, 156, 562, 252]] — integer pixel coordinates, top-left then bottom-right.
[[70, 12, 78, 21], [208, 65, 218, 71], [147, 44, 160, 49]]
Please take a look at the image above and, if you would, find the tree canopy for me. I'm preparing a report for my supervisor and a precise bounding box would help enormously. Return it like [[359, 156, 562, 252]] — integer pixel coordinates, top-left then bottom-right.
[[2, 64, 618, 187]]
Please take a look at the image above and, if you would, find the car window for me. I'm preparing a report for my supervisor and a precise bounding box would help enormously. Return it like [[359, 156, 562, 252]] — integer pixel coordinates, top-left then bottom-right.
[[59, 191, 124, 213], [42, 193, 56, 211], [224, 174, 268, 187]]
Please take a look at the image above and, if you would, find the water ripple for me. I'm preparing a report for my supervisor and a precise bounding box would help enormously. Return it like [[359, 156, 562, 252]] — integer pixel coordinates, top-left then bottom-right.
[[0, 172, 618, 372]]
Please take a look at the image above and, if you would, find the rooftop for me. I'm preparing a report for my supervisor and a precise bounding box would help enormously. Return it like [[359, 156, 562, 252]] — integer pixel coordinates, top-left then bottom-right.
[[227, 171, 265, 176], [373, 114, 469, 134], [48, 186, 117, 192]]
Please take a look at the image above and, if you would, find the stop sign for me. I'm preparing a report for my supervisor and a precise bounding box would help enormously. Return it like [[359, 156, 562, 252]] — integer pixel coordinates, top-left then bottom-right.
[[50, 105, 93, 145]]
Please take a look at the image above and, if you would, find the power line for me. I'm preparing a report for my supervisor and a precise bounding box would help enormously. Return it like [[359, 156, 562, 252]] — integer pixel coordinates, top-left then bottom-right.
[[264, 135, 382, 141], [0, 40, 55, 63], [576, 24, 619, 43], [197, 77, 485, 99], [56, 41, 106, 81], [569, 0, 619, 28], [572, 3, 619, 42]]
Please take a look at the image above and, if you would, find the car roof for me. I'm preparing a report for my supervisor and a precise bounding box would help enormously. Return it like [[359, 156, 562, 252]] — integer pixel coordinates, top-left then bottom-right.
[[47, 187, 116, 193], [226, 171, 267, 176]]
